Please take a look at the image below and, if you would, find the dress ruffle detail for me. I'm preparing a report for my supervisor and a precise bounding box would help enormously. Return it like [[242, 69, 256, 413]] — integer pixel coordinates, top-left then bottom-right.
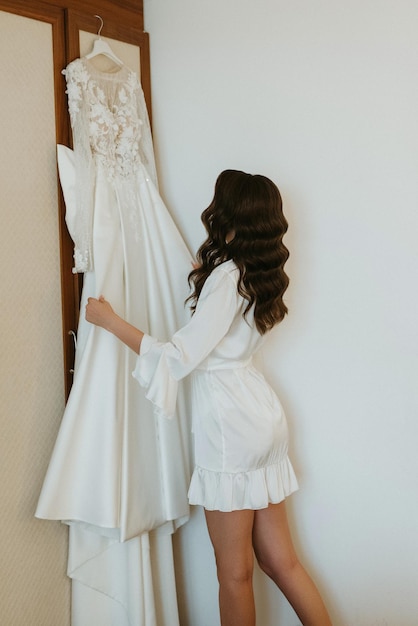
[[132, 336, 179, 420], [187, 457, 299, 512]]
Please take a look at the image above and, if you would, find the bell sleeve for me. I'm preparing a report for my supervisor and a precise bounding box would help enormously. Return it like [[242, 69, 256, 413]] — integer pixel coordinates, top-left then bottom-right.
[[132, 266, 240, 419]]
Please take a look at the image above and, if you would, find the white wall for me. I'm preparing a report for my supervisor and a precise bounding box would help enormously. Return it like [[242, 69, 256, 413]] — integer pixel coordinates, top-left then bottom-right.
[[144, 1, 418, 625]]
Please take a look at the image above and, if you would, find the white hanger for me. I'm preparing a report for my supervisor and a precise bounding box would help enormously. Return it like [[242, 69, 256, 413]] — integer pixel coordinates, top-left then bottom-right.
[[85, 15, 124, 67]]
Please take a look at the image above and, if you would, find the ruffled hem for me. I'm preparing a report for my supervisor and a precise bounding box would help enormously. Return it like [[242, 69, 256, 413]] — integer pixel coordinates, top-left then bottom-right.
[[187, 457, 299, 512]]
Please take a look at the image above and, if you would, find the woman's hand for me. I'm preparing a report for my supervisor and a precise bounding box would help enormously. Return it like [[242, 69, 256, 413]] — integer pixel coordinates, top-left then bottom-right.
[[85, 296, 116, 331], [86, 295, 144, 354]]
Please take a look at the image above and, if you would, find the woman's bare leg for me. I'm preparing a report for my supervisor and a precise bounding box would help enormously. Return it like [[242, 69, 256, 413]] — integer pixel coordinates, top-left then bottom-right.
[[252, 501, 332, 626], [205, 508, 256, 626]]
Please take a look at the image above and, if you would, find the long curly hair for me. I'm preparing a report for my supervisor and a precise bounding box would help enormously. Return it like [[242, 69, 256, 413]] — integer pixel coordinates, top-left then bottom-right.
[[187, 169, 289, 334]]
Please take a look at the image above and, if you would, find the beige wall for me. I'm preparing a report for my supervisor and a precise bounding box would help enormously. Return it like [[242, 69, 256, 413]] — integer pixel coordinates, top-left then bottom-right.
[[0, 10, 70, 625]]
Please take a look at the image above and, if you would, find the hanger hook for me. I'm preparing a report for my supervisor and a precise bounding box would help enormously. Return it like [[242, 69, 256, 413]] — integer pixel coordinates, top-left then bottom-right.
[[94, 14, 104, 38]]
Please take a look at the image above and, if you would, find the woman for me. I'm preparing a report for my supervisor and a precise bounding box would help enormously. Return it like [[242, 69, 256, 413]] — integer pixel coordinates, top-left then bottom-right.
[[86, 170, 332, 626]]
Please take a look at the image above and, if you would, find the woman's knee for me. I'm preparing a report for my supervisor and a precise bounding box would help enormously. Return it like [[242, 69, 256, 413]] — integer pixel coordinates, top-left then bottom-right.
[[255, 548, 299, 583], [255, 553, 274, 579], [215, 550, 254, 586]]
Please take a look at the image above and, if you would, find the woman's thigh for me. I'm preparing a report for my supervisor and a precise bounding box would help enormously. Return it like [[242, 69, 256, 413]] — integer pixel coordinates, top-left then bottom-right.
[[252, 501, 299, 578], [204, 508, 255, 581]]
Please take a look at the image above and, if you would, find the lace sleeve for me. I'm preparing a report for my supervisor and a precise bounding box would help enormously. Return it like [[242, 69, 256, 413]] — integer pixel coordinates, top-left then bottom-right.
[[133, 74, 158, 190], [63, 60, 95, 273]]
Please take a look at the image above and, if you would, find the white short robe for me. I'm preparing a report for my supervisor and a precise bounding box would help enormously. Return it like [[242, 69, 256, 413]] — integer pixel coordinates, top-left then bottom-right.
[[134, 260, 299, 512]]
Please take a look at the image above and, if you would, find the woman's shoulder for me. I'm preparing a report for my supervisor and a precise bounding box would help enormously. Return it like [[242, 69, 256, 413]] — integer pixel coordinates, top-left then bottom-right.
[[200, 260, 239, 300], [212, 259, 239, 280]]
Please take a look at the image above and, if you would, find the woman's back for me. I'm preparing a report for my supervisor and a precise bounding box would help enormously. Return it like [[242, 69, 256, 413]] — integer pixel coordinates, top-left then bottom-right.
[[190, 260, 266, 372]]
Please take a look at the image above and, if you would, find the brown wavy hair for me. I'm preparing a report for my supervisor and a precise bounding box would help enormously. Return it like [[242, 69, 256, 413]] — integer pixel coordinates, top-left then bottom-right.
[[187, 169, 289, 334]]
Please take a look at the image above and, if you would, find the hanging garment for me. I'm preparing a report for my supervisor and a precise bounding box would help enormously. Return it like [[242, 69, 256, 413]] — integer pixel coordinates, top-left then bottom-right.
[[35, 57, 193, 625]]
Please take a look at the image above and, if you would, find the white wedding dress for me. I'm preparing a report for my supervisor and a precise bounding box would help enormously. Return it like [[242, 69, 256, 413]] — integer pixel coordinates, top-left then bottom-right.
[[36, 57, 193, 625]]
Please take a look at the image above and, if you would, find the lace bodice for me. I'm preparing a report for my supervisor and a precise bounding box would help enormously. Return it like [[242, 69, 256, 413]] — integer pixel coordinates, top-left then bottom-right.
[[65, 59, 149, 180], [62, 58, 158, 272]]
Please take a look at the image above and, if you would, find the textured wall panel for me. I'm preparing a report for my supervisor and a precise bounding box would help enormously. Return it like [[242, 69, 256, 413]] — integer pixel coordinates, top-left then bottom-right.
[[0, 10, 70, 625]]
